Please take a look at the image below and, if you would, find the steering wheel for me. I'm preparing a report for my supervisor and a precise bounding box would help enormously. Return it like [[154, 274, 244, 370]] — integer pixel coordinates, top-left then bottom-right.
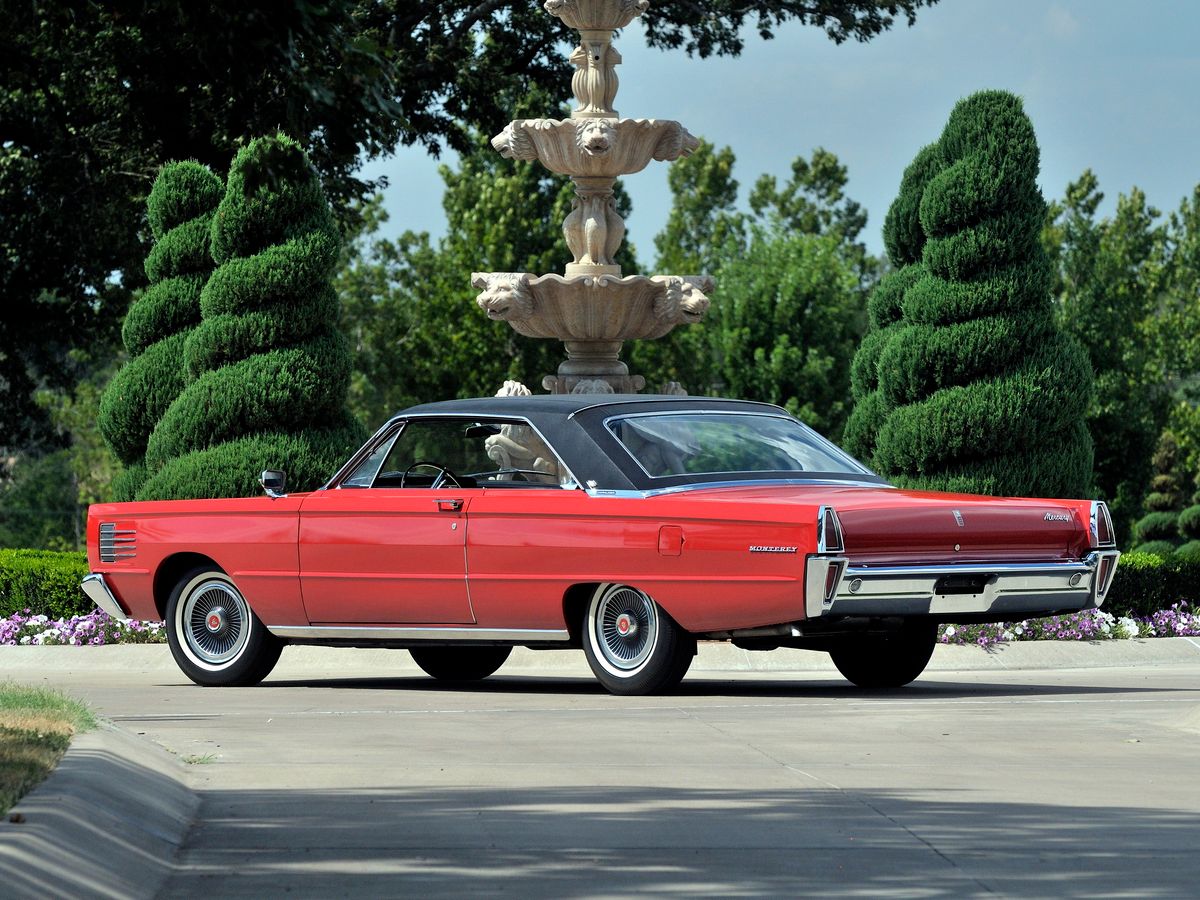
[[400, 461, 462, 489]]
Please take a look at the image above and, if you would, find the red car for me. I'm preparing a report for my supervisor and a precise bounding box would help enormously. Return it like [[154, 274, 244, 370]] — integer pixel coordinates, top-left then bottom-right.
[[83, 395, 1121, 695]]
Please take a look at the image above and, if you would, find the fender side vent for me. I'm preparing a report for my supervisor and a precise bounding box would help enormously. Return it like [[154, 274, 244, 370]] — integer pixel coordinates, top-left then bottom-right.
[[99, 522, 137, 563]]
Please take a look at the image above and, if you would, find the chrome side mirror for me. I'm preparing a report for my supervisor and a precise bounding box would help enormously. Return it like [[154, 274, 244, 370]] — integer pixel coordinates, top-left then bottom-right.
[[260, 469, 287, 499]]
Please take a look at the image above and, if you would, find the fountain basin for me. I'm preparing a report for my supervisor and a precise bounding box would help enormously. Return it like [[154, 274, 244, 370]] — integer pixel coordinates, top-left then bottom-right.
[[491, 118, 699, 178], [473, 272, 714, 342]]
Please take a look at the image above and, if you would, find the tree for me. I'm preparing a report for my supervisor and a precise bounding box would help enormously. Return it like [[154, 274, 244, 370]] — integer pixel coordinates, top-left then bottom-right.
[[139, 135, 364, 499], [97, 162, 224, 501], [1, 1, 939, 460], [712, 231, 864, 437], [871, 90, 1095, 497], [633, 140, 747, 391], [1044, 172, 1170, 536]]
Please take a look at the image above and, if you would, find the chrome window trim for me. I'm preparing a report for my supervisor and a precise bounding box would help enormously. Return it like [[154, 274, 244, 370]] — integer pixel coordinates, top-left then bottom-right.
[[327, 413, 583, 492], [600, 409, 876, 481]]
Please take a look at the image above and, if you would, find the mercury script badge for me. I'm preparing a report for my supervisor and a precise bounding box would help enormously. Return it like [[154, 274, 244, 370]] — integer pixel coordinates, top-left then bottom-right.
[[952, 510, 965, 527], [749, 546, 798, 553], [1044, 512, 1071, 522]]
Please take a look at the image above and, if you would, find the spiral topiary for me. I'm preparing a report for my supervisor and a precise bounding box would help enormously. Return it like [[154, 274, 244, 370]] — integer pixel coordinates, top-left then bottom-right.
[[871, 91, 1094, 497], [98, 162, 224, 500], [139, 134, 364, 500], [843, 143, 941, 463]]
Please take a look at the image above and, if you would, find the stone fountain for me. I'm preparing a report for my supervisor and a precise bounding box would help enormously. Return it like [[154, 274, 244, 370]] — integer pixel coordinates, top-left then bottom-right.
[[472, 0, 714, 394]]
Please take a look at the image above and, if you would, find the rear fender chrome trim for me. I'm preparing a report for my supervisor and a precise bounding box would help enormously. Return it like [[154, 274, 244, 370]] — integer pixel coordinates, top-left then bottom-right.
[[81, 573, 129, 621], [267, 625, 571, 643]]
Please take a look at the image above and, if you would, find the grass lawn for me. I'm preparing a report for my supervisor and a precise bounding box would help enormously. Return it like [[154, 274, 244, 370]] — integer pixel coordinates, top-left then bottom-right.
[[0, 682, 96, 816]]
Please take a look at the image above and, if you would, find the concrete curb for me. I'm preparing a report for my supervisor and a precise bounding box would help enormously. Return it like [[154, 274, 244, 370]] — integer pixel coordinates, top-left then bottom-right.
[[0, 636, 1198, 677], [0, 723, 198, 899]]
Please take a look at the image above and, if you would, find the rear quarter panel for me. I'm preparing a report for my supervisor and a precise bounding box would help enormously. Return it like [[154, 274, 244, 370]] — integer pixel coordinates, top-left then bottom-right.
[[465, 491, 816, 632]]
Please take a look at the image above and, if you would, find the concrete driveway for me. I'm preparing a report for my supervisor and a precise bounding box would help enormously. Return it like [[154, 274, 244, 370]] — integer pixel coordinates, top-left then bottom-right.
[[2, 642, 1199, 898]]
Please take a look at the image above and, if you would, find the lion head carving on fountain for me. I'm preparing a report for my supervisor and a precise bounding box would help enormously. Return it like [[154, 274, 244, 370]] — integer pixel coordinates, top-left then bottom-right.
[[471, 273, 535, 322], [576, 118, 615, 157], [651, 276, 713, 324]]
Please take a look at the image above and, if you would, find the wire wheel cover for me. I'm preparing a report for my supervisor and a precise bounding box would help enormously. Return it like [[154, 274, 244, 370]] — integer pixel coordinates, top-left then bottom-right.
[[595, 585, 658, 670], [182, 580, 250, 664]]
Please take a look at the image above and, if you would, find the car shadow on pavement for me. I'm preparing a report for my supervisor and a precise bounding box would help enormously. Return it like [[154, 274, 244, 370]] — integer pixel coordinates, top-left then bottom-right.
[[256, 674, 1183, 701]]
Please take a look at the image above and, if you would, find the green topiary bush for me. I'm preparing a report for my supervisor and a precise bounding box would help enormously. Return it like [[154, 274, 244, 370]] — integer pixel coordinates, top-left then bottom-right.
[[0, 550, 91, 619], [870, 91, 1094, 498], [98, 162, 223, 500], [1174, 540, 1200, 564], [843, 143, 941, 463], [1178, 505, 1200, 541], [1134, 510, 1180, 544], [140, 135, 364, 499]]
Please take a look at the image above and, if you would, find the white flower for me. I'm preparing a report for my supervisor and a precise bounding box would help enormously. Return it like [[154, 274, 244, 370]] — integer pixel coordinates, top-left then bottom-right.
[[944, 626, 957, 639], [19, 636, 30, 645], [1117, 617, 1140, 639]]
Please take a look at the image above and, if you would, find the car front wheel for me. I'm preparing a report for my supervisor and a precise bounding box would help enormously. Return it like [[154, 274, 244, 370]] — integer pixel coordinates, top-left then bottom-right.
[[409, 646, 512, 681], [582, 583, 695, 696], [829, 620, 937, 688], [166, 566, 283, 687]]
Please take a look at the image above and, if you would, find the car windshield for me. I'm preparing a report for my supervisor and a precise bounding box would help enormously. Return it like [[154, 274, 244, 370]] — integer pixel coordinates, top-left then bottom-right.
[[606, 412, 873, 479]]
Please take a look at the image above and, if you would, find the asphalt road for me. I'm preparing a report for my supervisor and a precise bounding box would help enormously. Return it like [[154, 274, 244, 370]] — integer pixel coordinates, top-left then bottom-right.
[[5, 645, 1200, 898]]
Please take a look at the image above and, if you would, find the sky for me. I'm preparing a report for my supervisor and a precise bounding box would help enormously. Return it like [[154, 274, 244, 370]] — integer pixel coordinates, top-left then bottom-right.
[[358, 0, 1200, 261]]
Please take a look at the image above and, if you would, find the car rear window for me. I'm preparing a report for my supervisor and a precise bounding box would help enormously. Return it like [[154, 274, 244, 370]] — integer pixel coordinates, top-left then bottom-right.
[[605, 412, 872, 479]]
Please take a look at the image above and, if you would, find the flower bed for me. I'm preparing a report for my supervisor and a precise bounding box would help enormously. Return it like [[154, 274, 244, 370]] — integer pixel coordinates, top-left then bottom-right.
[[0, 610, 165, 646], [2, 604, 1199, 649], [938, 603, 1200, 647]]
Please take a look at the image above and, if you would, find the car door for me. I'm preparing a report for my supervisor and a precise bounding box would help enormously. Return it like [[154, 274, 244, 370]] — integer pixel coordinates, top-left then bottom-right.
[[297, 420, 477, 624], [298, 487, 474, 624]]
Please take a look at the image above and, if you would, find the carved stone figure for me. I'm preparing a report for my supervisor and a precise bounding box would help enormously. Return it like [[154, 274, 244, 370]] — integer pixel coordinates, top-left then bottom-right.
[[490, 122, 538, 161], [651, 276, 714, 325], [562, 184, 624, 269], [472, 273, 535, 321], [576, 118, 616, 157], [485, 380, 559, 482], [571, 379, 615, 394]]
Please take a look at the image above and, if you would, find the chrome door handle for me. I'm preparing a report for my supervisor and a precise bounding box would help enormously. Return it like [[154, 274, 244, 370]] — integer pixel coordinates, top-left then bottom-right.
[[435, 498, 463, 512]]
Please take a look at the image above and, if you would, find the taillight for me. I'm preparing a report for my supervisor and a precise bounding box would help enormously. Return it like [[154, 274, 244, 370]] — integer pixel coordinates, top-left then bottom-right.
[[1096, 554, 1118, 597], [818, 506, 844, 553], [824, 559, 846, 601], [1090, 501, 1115, 548]]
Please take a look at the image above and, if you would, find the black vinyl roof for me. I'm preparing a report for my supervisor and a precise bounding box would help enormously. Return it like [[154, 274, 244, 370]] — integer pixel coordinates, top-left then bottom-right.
[[375, 394, 880, 492]]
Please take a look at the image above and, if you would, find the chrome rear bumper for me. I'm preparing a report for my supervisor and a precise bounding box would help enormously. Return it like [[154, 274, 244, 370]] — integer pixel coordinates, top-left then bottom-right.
[[805, 551, 1121, 621], [81, 573, 129, 621]]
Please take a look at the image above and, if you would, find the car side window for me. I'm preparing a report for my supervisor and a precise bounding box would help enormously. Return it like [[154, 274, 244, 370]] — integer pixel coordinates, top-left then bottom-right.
[[370, 419, 570, 488], [341, 432, 399, 487]]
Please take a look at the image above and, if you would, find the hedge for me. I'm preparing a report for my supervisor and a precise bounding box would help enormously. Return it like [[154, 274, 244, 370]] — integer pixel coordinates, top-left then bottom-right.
[[0, 550, 91, 619], [1104, 551, 1200, 618]]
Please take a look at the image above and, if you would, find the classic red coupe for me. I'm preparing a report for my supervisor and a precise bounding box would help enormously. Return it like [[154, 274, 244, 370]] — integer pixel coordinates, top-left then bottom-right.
[[83, 395, 1120, 695]]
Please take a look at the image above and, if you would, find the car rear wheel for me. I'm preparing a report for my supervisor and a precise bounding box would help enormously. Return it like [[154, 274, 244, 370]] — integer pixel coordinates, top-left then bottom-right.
[[829, 620, 938, 688], [409, 646, 512, 681], [166, 566, 283, 687], [582, 583, 695, 696]]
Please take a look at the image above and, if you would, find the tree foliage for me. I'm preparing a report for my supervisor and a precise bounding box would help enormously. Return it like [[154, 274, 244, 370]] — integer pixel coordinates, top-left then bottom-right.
[[0, 0, 938, 459], [139, 136, 364, 499], [866, 90, 1094, 497]]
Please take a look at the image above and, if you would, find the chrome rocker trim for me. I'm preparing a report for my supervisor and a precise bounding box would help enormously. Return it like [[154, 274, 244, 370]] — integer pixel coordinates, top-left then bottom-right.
[[81, 573, 129, 622], [267, 625, 572, 643], [805, 551, 1122, 621]]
